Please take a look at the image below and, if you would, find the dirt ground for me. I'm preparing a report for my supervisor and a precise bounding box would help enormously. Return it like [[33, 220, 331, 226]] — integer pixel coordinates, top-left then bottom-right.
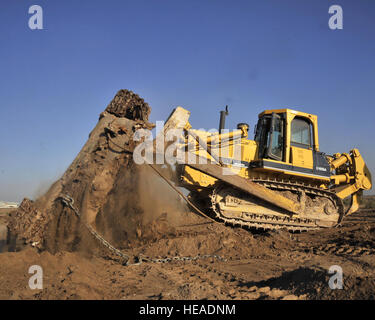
[[0, 209, 374, 300]]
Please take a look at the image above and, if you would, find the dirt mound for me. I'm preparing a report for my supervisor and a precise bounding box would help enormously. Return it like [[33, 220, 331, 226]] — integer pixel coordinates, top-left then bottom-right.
[[8, 90, 189, 257]]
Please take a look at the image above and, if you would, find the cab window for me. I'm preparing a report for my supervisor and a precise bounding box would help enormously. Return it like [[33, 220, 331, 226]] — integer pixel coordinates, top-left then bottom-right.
[[254, 113, 284, 161], [291, 117, 312, 147], [254, 117, 271, 158], [269, 115, 283, 160]]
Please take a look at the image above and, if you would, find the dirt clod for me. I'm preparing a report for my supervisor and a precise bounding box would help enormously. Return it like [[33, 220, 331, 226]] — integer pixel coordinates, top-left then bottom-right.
[[105, 89, 151, 121]]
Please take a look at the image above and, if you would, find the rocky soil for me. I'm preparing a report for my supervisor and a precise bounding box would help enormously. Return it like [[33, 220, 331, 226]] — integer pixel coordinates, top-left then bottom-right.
[[0, 210, 374, 300]]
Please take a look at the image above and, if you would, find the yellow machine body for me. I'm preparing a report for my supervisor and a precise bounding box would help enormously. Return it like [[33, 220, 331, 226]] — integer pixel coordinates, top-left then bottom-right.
[[162, 106, 372, 230], [182, 109, 329, 186]]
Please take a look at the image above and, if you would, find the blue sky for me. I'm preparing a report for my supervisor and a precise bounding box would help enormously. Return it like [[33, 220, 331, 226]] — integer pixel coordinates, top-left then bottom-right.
[[0, 0, 374, 201]]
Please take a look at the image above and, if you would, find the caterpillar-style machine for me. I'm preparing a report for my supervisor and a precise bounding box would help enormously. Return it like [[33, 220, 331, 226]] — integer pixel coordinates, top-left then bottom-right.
[[162, 106, 372, 231]]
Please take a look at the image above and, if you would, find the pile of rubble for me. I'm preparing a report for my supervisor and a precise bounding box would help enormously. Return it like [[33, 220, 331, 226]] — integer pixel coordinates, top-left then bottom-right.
[[8, 90, 186, 254]]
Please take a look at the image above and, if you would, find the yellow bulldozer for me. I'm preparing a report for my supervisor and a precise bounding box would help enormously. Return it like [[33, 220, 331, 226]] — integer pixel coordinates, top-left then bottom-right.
[[158, 105, 372, 231]]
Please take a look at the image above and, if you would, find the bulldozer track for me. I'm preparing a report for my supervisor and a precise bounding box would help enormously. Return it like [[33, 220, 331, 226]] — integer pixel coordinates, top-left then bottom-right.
[[149, 164, 324, 231], [210, 179, 345, 232], [343, 210, 375, 223], [150, 162, 345, 232], [308, 243, 375, 257]]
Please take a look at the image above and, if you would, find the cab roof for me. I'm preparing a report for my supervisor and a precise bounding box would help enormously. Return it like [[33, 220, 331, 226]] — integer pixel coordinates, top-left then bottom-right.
[[258, 108, 317, 121]]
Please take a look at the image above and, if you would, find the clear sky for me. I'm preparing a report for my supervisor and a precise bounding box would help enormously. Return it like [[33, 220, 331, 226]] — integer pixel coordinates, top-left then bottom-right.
[[1, 0, 374, 202]]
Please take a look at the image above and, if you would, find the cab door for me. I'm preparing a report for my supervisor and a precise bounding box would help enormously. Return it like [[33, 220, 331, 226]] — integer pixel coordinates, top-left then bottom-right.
[[290, 117, 313, 169], [254, 112, 285, 162], [266, 113, 284, 161]]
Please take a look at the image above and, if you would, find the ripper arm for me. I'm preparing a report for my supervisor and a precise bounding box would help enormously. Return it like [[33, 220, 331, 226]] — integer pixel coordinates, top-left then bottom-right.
[[329, 149, 372, 215]]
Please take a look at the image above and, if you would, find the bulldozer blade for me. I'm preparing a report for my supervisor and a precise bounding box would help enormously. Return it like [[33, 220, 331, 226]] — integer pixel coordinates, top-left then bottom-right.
[[188, 163, 302, 215], [159, 106, 190, 135]]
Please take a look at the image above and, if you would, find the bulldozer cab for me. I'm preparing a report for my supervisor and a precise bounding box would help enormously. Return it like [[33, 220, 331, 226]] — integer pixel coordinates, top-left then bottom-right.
[[252, 109, 331, 180]]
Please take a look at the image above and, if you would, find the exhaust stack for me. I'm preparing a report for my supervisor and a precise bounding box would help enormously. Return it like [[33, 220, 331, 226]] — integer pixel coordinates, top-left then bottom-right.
[[219, 105, 229, 133]]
